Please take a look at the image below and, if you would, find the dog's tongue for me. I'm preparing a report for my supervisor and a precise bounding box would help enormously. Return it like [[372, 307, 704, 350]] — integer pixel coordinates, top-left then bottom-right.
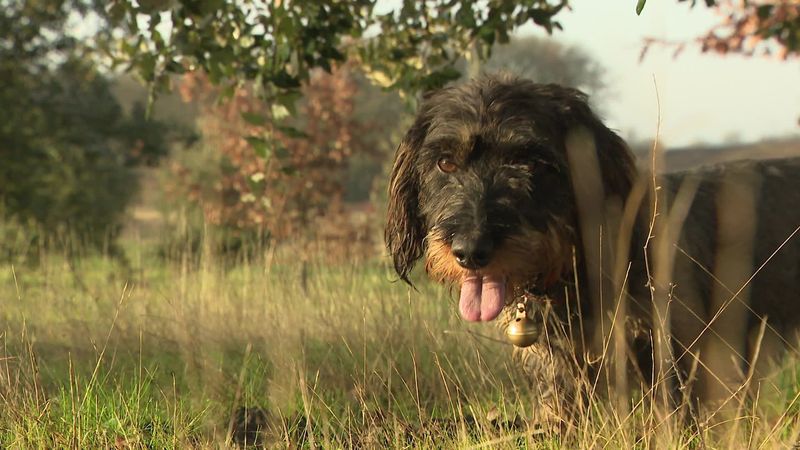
[[459, 274, 506, 322]]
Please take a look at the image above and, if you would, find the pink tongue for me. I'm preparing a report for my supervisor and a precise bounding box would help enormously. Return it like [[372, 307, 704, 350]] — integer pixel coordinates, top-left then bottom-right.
[[458, 274, 506, 322]]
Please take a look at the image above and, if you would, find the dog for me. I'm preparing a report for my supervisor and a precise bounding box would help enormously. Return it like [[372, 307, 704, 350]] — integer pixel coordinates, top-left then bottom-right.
[[384, 74, 800, 426]]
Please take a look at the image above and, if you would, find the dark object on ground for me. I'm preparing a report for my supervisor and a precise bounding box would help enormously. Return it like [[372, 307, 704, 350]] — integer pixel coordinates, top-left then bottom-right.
[[230, 406, 268, 448]]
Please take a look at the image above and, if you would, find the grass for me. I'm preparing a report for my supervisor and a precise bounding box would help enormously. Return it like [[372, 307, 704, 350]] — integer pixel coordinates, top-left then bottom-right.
[[0, 241, 534, 448], [2, 240, 800, 448]]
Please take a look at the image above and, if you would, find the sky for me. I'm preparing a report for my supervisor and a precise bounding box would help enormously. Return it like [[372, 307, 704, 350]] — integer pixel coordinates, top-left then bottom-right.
[[518, 1, 800, 148]]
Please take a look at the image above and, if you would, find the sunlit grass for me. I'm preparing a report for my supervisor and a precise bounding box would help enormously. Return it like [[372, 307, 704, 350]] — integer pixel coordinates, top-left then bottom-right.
[[1, 240, 799, 448], [0, 242, 533, 447]]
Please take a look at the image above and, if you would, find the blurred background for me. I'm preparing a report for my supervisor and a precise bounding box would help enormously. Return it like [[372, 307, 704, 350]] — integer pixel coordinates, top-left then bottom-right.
[[0, 0, 798, 446], [2, 0, 797, 268]]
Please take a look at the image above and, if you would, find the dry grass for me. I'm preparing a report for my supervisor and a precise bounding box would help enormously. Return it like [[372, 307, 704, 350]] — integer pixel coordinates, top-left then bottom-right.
[[1, 237, 799, 448], [0, 241, 526, 448]]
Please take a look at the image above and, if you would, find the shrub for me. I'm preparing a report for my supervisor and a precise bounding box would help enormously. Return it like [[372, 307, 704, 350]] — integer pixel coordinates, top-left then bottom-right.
[[0, 59, 169, 260]]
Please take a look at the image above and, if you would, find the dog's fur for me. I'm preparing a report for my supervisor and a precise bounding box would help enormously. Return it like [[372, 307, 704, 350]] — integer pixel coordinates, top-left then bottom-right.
[[385, 74, 800, 423]]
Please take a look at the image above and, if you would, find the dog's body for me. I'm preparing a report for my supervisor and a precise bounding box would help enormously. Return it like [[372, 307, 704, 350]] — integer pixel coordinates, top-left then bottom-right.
[[385, 75, 800, 421]]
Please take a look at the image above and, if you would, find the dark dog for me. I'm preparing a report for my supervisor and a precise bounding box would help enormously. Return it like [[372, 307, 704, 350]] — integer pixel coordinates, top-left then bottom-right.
[[385, 74, 800, 424]]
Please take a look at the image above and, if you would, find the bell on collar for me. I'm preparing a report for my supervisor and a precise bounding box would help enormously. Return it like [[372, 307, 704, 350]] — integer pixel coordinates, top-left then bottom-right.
[[506, 302, 540, 348]]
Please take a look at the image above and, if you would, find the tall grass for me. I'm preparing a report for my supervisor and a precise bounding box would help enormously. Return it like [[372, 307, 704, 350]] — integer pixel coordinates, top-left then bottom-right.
[[1, 236, 800, 448], [0, 239, 531, 448]]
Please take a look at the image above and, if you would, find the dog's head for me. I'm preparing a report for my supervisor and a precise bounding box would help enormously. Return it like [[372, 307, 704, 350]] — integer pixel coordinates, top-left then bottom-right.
[[385, 75, 635, 322]]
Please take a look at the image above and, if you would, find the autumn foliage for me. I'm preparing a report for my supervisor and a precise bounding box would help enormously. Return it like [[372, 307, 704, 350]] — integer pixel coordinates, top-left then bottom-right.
[[171, 64, 376, 251], [700, 0, 800, 59]]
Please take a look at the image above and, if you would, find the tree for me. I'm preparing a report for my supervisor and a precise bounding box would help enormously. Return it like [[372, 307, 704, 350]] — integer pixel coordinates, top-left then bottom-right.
[[104, 1, 568, 96], [169, 64, 372, 241], [96, 0, 579, 191], [0, 0, 171, 256], [480, 36, 605, 95]]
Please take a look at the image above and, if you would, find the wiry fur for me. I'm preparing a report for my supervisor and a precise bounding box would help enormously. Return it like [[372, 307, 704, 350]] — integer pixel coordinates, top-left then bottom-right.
[[424, 226, 571, 288], [385, 74, 800, 425]]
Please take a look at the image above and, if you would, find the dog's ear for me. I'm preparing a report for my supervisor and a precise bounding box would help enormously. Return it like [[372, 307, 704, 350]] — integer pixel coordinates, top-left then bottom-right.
[[554, 87, 636, 200], [385, 119, 428, 284]]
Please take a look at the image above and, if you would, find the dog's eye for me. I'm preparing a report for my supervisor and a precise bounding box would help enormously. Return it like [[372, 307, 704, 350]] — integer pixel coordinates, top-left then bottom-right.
[[437, 158, 459, 173]]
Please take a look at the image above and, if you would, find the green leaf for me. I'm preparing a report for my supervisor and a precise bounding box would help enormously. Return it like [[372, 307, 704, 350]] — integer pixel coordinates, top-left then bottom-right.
[[271, 69, 301, 89], [280, 165, 297, 175], [529, 9, 553, 26], [165, 59, 186, 74], [274, 143, 290, 159], [276, 125, 308, 139], [274, 89, 301, 116], [241, 112, 268, 126], [636, 0, 647, 15], [477, 24, 496, 45], [756, 5, 773, 20], [420, 66, 462, 91], [274, 41, 292, 64], [138, 54, 157, 82], [245, 136, 270, 158], [108, 2, 127, 23], [245, 175, 265, 194], [455, 6, 477, 29], [219, 83, 236, 100]]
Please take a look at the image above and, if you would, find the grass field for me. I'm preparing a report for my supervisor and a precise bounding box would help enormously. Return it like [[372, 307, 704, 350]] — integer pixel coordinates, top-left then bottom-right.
[[2, 236, 800, 448]]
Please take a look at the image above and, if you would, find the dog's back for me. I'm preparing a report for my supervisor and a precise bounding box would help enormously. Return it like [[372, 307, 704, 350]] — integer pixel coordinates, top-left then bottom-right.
[[664, 156, 800, 330], [649, 156, 800, 409]]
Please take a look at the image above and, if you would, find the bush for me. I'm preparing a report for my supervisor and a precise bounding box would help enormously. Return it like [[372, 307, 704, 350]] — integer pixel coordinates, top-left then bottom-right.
[[162, 64, 380, 258], [0, 59, 169, 260]]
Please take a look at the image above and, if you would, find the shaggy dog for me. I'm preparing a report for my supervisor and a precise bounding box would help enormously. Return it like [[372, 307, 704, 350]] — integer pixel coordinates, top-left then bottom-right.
[[385, 74, 800, 426]]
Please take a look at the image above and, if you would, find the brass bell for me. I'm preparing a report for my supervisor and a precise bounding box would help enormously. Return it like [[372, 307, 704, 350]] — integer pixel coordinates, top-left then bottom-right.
[[506, 302, 539, 348]]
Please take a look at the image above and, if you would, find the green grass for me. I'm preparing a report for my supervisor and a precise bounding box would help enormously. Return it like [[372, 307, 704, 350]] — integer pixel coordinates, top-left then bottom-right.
[[0, 246, 534, 448], [2, 244, 800, 448]]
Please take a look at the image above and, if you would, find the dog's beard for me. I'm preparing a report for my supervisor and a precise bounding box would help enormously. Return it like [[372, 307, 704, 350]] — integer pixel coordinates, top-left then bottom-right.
[[425, 224, 572, 322]]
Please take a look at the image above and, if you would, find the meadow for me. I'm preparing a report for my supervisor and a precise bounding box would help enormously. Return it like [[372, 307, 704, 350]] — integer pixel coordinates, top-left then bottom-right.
[[4, 0, 800, 447], [2, 233, 800, 448], [0, 233, 526, 448]]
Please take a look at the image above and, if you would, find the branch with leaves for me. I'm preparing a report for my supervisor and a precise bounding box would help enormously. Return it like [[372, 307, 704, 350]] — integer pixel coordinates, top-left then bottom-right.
[[100, 0, 567, 168], [639, 0, 799, 60], [104, 0, 567, 97]]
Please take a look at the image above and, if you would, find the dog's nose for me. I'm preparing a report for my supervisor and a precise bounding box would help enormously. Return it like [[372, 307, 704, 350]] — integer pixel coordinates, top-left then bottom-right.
[[451, 234, 494, 270]]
